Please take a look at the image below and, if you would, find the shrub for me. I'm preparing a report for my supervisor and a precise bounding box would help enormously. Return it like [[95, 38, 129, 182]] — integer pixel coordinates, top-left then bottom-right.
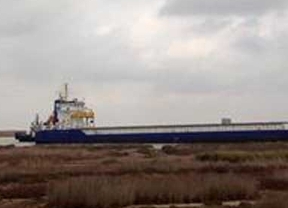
[[119, 159, 190, 174], [161, 145, 193, 156], [106, 150, 130, 157], [136, 146, 158, 158], [101, 158, 120, 165]]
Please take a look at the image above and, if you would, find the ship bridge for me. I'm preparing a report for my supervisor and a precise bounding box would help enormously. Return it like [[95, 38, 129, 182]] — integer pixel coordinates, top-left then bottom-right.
[[44, 84, 96, 130]]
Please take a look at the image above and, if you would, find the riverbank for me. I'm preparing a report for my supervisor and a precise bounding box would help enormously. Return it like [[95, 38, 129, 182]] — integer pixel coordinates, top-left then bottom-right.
[[0, 131, 25, 138], [1, 143, 288, 208]]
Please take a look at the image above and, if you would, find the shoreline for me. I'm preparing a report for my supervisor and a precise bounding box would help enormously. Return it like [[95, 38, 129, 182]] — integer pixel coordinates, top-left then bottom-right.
[[0, 130, 25, 138]]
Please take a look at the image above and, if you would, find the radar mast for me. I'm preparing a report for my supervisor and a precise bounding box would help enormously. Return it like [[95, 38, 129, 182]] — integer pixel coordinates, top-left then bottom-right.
[[64, 83, 68, 101]]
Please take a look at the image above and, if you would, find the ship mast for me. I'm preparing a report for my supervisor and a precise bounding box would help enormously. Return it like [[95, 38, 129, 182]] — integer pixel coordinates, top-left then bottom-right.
[[58, 83, 69, 101], [64, 83, 68, 101]]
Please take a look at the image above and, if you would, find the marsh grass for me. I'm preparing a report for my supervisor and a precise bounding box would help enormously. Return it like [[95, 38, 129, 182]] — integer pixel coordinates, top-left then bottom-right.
[[2, 144, 288, 207], [259, 171, 288, 191], [254, 192, 288, 208], [101, 158, 120, 165], [0, 183, 46, 199], [48, 174, 258, 208], [162, 143, 288, 155], [195, 151, 288, 163], [118, 158, 192, 174], [136, 146, 159, 158], [162, 145, 194, 156]]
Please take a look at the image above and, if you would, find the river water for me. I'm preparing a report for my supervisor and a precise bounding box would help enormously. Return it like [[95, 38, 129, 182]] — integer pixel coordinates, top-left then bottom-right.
[[0, 137, 34, 147], [0, 137, 167, 149]]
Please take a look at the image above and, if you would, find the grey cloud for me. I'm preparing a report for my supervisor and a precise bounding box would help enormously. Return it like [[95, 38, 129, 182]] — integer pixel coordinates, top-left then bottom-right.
[[0, 0, 76, 38], [232, 35, 267, 54], [184, 18, 233, 36], [0, 4, 143, 84], [150, 30, 288, 97], [0, 0, 157, 86], [1, 0, 288, 128], [160, 0, 288, 17]]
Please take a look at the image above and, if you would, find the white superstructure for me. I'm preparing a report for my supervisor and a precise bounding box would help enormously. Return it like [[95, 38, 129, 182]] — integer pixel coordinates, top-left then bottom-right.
[[33, 84, 95, 131]]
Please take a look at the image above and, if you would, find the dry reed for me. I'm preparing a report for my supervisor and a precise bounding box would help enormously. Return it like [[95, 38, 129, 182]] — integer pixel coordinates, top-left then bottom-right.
[[48, 174, 258, 208]]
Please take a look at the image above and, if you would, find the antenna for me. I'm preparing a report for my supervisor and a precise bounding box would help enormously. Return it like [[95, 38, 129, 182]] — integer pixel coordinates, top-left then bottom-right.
[[64, 83, 68, 100]]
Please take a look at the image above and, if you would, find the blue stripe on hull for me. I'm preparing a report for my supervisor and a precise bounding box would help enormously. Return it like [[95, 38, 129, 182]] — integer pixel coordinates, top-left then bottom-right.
[[35, 129, 288, 144]]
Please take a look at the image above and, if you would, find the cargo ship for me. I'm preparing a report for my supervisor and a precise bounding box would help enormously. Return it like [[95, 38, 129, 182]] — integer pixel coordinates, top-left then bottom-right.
[[15, 85, 288, 144]]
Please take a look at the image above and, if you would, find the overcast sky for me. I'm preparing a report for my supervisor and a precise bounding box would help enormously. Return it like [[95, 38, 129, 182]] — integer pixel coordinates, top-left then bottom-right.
[[1, 0, 288, 129]]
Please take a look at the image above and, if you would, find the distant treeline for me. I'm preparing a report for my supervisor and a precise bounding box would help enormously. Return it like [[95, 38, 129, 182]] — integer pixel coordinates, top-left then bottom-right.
[[0, 130, 25, 137]]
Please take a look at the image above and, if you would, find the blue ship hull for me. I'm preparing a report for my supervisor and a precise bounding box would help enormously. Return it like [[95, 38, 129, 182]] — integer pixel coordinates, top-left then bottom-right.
[[32, 129, 288, 144]]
